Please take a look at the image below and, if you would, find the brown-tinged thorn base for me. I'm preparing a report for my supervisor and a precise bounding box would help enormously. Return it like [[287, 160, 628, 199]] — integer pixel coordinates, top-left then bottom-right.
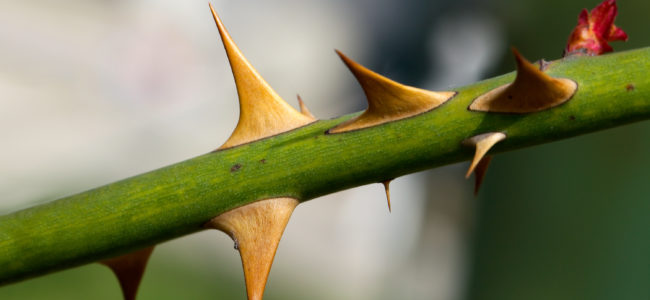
[[468, 48, 577, 113], [101, 246, 155, 300], [209, 4, 314, 150], [205, 197, 299, 300], [329, 50, 455, 133]]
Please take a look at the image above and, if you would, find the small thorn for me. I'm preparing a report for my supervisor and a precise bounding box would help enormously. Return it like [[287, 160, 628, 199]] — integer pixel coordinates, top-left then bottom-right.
[[209, 4, 314, 149], [101, 247, 154, 300], [382, 180, 393, 213], [473, 155, 493, 195], [469, 48, 577, 113], [463, 132, 506, 178], [205, 198, 299, 300], [296, 94, 316, 119], [329, 50, 456, 133]]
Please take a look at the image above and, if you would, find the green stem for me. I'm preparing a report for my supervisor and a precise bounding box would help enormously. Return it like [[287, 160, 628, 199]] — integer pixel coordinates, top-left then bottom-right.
[[1, 47, 649, 285]]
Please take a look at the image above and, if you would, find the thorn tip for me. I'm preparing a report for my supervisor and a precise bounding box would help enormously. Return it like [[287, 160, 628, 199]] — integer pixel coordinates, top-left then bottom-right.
[[473, 155, 493, 195], [101, 247, 154, 300], [382, 180, 393, 213], [210, 6, 314, 149]]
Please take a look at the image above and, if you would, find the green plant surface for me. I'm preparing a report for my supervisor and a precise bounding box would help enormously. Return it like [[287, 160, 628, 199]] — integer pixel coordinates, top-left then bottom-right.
[[1, 47, 649, 285], [467, 124, 650, 300]]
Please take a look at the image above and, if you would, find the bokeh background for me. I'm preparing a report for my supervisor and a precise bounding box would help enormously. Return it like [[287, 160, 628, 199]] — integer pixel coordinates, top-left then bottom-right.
[[1, 0, 649, 299]]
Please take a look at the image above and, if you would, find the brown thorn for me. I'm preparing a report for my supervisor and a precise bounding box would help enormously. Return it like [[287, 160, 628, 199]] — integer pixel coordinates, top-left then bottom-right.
[[473, 155, 493, 195], [296, 94, 316, 119], [463, 132, 506, 178], [382, 180, 393, 213], [329, 50, 456, 133], [101, 246, 154, 300], [205, 197, 299, 300], [469, 48, 577, 113], [209, 4, 314, 149]]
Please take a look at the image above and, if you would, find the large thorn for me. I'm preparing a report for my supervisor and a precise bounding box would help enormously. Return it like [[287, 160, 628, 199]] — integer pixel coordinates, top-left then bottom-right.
[[382, 180, 393, 213], [328, 50, 456, 133], [463, 132, 506, 178], [469, 48, 577, 113], [101, 247, 154, 300], [205, 197, 299, 300], [209, 4, 315, 149]]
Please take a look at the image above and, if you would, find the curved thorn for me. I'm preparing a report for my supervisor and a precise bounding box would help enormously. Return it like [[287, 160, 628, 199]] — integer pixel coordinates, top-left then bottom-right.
[[463, 132, 506, 178], [473, 155, 493, 195], [329, 50, 456, 133]]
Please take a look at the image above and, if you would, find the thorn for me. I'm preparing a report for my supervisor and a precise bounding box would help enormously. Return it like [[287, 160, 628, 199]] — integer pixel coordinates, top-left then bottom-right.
[[469, 48, 577, 113], [209, 4, 315, 149], [205, 197, 299, 300], [473, 155, 493, 195], [463, 132, 506, 178], [296, 94, 316, 119], [382, 180, 393, 213], [328, 50, 456, 133], [101, 246, 154, 300]]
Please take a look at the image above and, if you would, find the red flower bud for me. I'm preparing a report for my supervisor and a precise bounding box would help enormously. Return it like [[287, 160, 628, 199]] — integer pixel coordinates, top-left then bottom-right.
[[565, 0, 628, 56]]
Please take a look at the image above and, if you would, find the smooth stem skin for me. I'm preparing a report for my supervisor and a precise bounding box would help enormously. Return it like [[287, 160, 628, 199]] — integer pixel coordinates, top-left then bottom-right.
[[1, 47, 649, 285]]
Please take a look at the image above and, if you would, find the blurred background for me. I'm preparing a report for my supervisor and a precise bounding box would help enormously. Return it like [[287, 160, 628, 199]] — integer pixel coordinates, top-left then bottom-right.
[[1, 0, 649, 299]]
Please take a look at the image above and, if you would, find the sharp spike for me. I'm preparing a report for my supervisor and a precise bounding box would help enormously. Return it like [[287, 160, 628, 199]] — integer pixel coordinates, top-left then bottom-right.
[[473, 155, 493, 195], [101, 247, 154, 300], [205, 197, 299, 300], [463, 132, 506, 178], [209, 4, 315, 149], [382, 180, 393, 213], [296, 94, 316, 119], [328, 50, 456, 133], [469, 48, 577, 113]]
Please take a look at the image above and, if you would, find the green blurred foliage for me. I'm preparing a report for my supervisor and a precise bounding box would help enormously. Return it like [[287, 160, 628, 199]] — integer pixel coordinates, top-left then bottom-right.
[[0, 246, 316, 300], [0, 256, 243, 300], [468, 123, 650, 300]]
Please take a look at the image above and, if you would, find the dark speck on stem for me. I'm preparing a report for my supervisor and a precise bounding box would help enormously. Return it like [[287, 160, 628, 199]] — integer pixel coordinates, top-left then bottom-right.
[[230, 164, 242, 172]]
